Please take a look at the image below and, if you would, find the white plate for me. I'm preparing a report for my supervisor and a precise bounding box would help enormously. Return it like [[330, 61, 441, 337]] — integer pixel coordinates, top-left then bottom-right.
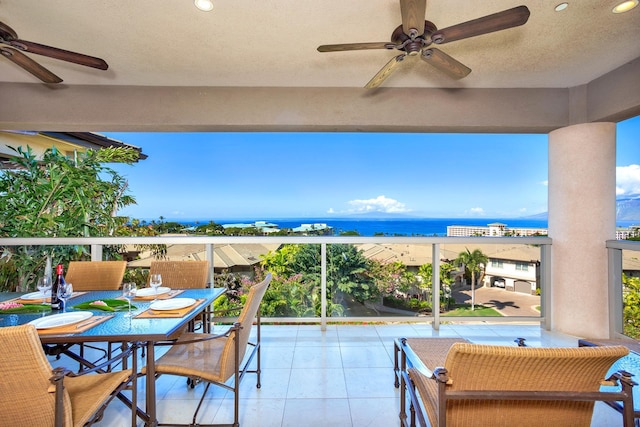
[[136, 286, 171, 297], [149, 298, 196, 311], [28, 312, 93, 329], [21, 291, 51, 300]]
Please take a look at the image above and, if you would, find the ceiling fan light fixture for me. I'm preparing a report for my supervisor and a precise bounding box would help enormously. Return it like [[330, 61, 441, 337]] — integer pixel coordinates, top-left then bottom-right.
[[554, 3, 569, 12], [194, 0, 214, 12], [612, 0, 638, 13]]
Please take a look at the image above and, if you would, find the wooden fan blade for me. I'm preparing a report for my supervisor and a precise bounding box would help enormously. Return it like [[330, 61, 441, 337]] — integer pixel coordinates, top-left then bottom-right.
[[0, 21, 19, 40], [431, 5, 530, 44], [365, 54, 406, 89], [318, 42, 391, 52], [400, 0, 427, 36], [421, 48, 471, 79], [0, 47, 62, 83], [9, 39, 108, 70]]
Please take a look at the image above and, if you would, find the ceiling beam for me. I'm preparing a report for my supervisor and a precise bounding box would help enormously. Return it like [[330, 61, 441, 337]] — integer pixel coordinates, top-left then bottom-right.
[[0, 57, 638, 134]]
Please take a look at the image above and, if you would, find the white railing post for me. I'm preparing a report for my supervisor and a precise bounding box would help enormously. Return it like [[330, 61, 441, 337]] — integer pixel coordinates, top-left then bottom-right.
[[91, 244, 102, 261], [205, 243, 214, 286], [540, 244, 551, 331], [608, 246, 623, 337], [321, 243, 327, 331], [432, 243, 440, 330]]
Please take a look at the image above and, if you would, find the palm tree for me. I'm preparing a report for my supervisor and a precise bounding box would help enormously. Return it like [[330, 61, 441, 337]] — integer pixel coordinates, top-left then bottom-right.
[[455, 248, 489, 311]]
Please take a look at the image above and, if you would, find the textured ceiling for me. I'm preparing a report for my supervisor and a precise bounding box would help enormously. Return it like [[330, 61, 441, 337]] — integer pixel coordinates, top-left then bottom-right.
[[1, 0, 639, 89]]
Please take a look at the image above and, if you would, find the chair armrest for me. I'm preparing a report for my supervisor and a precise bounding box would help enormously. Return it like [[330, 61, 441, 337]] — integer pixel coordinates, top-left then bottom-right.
[[398, 338, 435, 378], [154, 322, 241, 347]]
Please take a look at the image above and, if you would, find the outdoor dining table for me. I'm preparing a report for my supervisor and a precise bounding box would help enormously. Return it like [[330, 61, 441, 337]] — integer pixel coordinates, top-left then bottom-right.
[[0, 287, 225, 427]]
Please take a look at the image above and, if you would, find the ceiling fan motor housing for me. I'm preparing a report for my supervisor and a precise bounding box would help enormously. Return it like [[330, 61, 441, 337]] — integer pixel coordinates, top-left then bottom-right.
[[391, 20, 437, 55]]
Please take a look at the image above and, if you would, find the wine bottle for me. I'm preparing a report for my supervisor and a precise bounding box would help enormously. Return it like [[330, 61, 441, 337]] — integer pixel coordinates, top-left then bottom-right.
[[51, 264, 64, 311]]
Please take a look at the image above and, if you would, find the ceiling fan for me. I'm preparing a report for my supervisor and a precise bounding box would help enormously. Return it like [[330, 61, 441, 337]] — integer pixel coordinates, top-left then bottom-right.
[[317, 1, 530, 88], [0, 21, 108, 84]]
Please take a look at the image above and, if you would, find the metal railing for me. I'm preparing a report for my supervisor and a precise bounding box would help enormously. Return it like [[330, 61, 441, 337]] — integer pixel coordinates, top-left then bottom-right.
[[1, 235, 551, 330], [607, 239, 640, 339]]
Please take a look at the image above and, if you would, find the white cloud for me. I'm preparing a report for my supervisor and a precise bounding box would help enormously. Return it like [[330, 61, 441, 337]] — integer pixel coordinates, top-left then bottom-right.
[[327, 208, 335, 214], [541, 180, 548, 187], [616, 165, 640, 196], [466, 207, 485, 216], [346, 195, 410, 214]]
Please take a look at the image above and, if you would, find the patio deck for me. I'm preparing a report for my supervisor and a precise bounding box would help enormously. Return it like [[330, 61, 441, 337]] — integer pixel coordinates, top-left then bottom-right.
[[50, 323, 625, 426]]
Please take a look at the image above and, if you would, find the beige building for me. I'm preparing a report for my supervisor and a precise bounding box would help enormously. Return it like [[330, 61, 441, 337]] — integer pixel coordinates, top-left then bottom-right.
[[127, 242, 280, 279], [0, 131, 146, 166], [447, 223, 548, 237]]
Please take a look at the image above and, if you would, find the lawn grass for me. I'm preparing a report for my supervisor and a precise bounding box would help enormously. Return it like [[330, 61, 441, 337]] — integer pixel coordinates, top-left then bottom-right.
[[442, 305, 502, 317]]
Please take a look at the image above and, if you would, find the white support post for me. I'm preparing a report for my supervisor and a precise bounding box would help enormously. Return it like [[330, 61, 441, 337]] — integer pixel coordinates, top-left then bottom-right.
[[205, 244, 214, 286], [432, 243, 440, 330], [91, 244, 102, 261], [321, 243, 327, 331]]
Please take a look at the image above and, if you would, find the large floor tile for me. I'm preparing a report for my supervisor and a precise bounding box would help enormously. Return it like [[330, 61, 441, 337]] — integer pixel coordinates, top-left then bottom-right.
[[286, 368, 347, 399], [239, 368, 291, 399], [260, 345, 295, 369], [214, 397, 286, 427], [349, 397, 401, 427], [344, 367, 399, 398], [291, 345, 343, 369], [282, 398, 352, 427], [340, 344, 393, 368]]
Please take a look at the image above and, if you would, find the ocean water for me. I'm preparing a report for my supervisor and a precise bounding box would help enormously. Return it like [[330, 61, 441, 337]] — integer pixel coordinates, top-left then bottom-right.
[[180, 217, 552, 237]]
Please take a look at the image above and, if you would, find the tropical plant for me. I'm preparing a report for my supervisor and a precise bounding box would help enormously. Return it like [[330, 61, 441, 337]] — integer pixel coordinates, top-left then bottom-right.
[[327, 244, 374, 304], [455, 248, 489, 311], [0, 145, 139, 291], [369, 260, 406, 297], [623, 274, 640, 339], [417, 261, 456, 309], [260, 243, 377, 317]]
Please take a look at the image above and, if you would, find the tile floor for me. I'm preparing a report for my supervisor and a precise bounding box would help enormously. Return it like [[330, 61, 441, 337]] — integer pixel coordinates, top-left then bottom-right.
[[50, 322, 626, 426]]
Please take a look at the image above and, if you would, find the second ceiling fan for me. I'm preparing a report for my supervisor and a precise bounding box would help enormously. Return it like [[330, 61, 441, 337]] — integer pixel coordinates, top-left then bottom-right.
[[317, 1, 530, 88], [0, 21, 108, 84]]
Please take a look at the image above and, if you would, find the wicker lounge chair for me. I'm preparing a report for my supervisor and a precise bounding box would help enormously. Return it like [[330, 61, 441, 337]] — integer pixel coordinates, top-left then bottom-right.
[[142, 273, 271, 426], [65, 260, 127, 291], [401, 341, 636, 427], [0, 324, 137, 427]]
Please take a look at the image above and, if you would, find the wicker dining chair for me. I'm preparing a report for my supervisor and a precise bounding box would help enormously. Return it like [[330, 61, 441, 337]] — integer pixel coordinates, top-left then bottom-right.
[[403, 342, 636, 427], [65, 260, 127, 291], [148, 260, 211, 330], [142, 272, 271, 427], [0, 324, 137, 427], [148, 260, 210, 289], [64, 260, 128, 365]]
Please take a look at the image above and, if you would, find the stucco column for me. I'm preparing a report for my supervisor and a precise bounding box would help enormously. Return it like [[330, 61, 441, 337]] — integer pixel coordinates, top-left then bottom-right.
[[548, 122, 616, 338]]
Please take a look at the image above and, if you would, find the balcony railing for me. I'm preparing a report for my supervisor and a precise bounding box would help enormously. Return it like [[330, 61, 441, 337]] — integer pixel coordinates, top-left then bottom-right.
[[607, 239, 640, 339], [0, 235, 553, 330]]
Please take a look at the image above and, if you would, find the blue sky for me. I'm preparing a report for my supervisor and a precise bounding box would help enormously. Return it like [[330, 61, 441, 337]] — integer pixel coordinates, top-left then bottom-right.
[[103, 115, 639, 221]]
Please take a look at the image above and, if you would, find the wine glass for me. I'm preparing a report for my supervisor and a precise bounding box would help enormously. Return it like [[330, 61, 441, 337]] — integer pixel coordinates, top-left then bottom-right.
[[122, 282, 137, 318], [36, 276, 52, 304], [149, 274, 162, 302], [58, 282, 73, 312]]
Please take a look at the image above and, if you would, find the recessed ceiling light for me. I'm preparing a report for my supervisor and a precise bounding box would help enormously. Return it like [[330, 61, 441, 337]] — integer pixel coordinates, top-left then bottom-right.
[[555, 3, 569, 12], [612, 0, 639, 13], [194, 0, 214, 12]]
